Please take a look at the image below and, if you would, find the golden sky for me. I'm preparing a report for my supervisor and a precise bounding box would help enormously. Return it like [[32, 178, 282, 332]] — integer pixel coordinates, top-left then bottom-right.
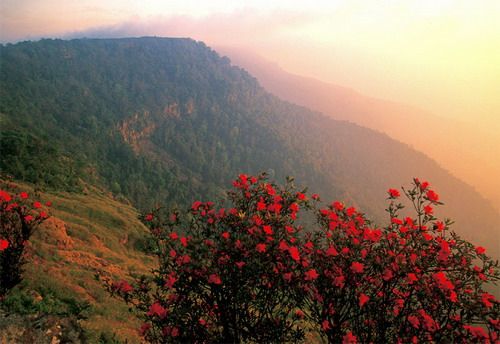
[[1, 0, 499, 128]]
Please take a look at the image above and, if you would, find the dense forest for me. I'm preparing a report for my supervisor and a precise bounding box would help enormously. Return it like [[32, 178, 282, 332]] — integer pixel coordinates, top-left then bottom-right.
[[0, 37, 498, 255]]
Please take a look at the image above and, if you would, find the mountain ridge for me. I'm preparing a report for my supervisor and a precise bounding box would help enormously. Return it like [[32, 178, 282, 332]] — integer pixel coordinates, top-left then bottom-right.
[[0, 37, 498, 256]]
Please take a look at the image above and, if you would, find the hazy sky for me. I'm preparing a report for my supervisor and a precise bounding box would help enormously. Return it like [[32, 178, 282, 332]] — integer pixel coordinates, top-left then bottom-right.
[[1, 0, 499, 128]]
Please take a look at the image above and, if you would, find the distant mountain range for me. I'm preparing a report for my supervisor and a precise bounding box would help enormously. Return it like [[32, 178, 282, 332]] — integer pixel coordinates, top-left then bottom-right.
[[0, 37, 498, 256], [218, 47, 500, 214]]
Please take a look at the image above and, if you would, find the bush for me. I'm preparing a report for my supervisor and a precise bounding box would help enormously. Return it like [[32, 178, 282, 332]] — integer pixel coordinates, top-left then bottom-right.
[[0, 185, 50, 297], [108, 174, 499, 343]]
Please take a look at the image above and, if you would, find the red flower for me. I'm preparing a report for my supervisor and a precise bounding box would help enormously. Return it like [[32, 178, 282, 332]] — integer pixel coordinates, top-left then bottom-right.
[[263, 225, 273, 235], [256, 243, 267, 253], [257, 199, 267, 211], [295, 309, 305, 318], [208, 274, 222, 285], [0, 190, 12, 202], [288, 246, 300, 262], [180, 237, 188, 247], [222, 232, 230, 239], [388, 189, 400, 198], [144, 213, 153, 221], [322, 320, 330, 331], [463, 325, 488, 339], [139, 323, 151, 336], [20, 192, 29, 199], [333, 201, 344, 211], [165, 273, 177, 288], [0, 239, 9, 251], [481, 292, 495, 308], [24, 215, 33, 223], [326, 246, 338, 256], [169, 232, 178, 240], [235, 261, 245, 269], [33, 201, 42, 209], [147, 302, 168, 318], [192, 201, 203, 211], [426, 190, 439, 203], [408, 315, 420, 329], [475, 246, 486, 255], [304, 269, 319, 281], [351, 262, 364, 274], [433, 271, 454, 291], [407, 273, 418, 284], [359, 293, 369, 307], [342, 331, 357, 344], [296, 192, 306, 201], [424, 205, 433, 215]]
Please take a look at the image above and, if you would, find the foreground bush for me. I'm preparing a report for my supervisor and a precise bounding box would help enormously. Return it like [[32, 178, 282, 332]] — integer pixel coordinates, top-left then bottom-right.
[[109, 174, 499, 343], [0, 185, 50, 297]]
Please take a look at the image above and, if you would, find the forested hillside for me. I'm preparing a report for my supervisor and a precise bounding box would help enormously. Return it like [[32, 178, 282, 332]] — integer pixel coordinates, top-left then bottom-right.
[[0, 37, 498, 255]]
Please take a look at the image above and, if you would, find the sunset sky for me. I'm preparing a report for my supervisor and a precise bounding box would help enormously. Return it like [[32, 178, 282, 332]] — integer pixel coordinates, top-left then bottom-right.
[[2, 0, 499, 129], [1, 0, 499, 126]]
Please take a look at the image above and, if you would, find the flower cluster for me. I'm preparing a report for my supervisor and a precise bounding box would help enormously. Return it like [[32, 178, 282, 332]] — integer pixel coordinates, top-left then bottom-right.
[[109, 175, 499, 343], [0, 185, 50, 297]]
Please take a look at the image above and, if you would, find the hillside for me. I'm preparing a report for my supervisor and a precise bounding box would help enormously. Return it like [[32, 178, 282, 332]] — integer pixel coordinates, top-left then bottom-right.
[[0, 180, 151, 343], [0, 37, 498, 256], [217, 46, 500, 213]]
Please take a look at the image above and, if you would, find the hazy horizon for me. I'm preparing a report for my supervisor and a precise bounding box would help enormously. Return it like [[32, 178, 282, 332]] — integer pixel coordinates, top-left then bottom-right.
[[2, 0, 499, 209]]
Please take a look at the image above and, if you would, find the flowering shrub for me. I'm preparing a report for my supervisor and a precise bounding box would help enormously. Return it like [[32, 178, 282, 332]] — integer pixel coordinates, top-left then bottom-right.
[[0, 186, 50, 297], [109, 174, 499, 343], [307, 178, 499, 343]]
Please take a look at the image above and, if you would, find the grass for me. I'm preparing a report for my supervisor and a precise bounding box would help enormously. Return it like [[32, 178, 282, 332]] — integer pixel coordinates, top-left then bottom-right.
[[1, 180, 154, 343]]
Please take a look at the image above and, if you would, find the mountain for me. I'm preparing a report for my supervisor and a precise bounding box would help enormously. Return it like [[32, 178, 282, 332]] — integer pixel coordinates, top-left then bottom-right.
[[0, 37, 498, 256], [217, 47, 500, 213]]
